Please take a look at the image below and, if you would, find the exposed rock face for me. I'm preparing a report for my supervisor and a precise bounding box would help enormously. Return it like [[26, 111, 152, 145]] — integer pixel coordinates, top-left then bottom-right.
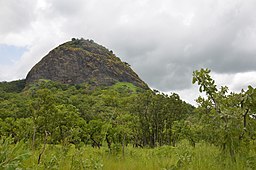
[[26, 38, 149, 89]]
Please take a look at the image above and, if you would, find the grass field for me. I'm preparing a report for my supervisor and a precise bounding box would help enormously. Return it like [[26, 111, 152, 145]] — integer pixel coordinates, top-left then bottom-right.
[[2, 139, 256, 170]]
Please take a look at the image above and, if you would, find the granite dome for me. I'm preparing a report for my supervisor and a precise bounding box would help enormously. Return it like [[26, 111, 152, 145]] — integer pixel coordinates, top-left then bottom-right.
[[26, 38, 148, 89]]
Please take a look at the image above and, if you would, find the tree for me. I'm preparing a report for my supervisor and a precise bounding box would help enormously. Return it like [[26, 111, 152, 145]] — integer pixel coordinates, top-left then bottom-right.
[[30, 88, 56, 148], [193, 68, 256, 159]]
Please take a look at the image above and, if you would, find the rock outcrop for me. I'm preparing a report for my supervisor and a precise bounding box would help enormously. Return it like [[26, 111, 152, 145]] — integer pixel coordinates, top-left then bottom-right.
[[26, 38, 148, 89]]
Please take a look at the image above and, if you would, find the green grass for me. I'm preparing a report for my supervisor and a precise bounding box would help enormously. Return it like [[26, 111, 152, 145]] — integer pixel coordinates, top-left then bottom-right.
[[2, 140, 256, 170], [111, 82, 140, 93]]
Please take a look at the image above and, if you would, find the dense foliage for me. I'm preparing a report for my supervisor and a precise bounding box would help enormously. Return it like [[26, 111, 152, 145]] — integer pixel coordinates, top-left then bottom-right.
[[0, 80, 193, 148], [1, 68, 256, 169], [0, 79, 25, 93]]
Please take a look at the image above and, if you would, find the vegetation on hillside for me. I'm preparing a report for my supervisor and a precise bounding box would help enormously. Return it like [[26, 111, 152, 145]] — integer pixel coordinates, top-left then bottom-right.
[[0, 79, 25, 93]]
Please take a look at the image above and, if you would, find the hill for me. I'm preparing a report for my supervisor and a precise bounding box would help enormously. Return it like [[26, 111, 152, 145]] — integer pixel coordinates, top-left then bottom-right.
[[0, 79, 25, 93], [26, 38, 149, 89]]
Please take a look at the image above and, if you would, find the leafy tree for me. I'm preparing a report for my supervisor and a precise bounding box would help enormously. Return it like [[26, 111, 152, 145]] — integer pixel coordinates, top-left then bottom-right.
[[193, 68, 256, 159]]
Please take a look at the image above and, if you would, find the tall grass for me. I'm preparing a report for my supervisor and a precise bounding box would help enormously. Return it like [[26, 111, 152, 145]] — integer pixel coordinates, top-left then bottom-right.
[[2, 139, 256, 169]]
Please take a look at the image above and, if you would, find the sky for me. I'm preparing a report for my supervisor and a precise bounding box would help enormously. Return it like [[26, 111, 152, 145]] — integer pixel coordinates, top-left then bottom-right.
[[1, 0, 256, 105]]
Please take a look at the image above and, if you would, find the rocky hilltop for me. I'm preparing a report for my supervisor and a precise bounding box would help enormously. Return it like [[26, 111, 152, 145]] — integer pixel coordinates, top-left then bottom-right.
[[26, 38, 148, 89]]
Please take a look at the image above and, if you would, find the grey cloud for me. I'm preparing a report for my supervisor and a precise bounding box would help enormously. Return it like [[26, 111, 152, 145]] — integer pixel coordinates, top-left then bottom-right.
[[0, 0, 37, 34]]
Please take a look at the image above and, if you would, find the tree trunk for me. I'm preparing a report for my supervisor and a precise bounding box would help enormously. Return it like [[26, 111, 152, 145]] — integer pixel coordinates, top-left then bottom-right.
[[106, 134, 111, 151], [122, 135, 126, 159], [38, 131, 48, 164], [32, 126, 36, 150]]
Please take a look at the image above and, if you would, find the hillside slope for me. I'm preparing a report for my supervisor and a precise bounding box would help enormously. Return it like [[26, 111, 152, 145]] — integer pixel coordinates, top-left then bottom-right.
[[26, 38, 148, 89]]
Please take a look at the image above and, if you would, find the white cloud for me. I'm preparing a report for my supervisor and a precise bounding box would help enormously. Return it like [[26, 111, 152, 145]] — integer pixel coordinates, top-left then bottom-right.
[[211, 71, 256, 91]]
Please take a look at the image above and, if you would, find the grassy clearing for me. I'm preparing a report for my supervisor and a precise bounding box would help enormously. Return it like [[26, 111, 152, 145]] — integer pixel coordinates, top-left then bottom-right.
[[111, 82, 139, 93], [0, 140, 249, 169]]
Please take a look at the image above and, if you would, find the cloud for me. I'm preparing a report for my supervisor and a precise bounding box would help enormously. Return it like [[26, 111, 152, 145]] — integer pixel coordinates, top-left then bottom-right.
[[1, 0, 256, 102], [0, 0, 37, 35]]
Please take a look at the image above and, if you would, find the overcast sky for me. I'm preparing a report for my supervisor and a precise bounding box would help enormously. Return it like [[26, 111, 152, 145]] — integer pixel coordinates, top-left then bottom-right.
[[1, 0, 256, 104]]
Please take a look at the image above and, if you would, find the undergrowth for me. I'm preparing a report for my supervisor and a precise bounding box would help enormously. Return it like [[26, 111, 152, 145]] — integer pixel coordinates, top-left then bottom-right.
[[1, 139, 256, 170]]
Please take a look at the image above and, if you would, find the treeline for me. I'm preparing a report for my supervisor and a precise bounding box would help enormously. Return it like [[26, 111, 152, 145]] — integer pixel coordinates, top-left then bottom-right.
[[0, 79, 25, 93], [0, 80, 193, 150], [1, 68, 256, 163]]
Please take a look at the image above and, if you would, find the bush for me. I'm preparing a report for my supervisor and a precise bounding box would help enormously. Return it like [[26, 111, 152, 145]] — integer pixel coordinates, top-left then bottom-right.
[[0, 137, 30, 169]]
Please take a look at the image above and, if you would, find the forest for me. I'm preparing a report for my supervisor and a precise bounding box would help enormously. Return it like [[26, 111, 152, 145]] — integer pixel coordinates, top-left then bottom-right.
[[1, 68, 256, 169]]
